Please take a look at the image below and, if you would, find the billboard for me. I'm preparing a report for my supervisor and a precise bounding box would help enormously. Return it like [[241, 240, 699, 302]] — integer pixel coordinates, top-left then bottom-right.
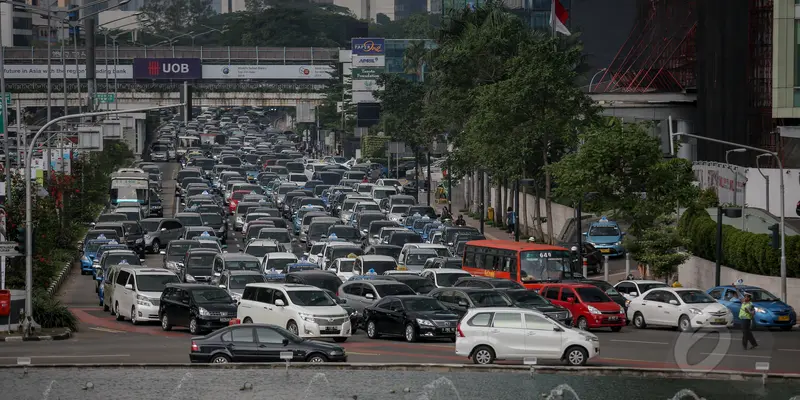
[[133, 58, 202, 80], [202, 65, 334, 80], [352, 68, 383, 80], [352, 79, 380, 91], [352, 55, 385, 68], [351, 38, 385, 56], [2, 65, 133, 79]]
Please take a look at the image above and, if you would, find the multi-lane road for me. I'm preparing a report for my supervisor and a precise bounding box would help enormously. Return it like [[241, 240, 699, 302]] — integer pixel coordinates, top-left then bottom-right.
[[2, 161, 799, 374]]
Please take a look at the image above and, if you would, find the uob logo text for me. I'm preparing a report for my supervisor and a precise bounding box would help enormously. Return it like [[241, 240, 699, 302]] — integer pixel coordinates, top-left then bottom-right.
[[163, 63, 190, 73]]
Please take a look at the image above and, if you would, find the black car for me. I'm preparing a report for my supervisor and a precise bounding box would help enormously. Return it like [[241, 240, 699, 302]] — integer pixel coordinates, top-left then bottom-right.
[[160, 283, 237, 335], [150, 196, 164, 218], [453, 276, 525, 290], [364, 295, 459, 342], [579, 279, 628, 310], [501, 289, 573, 326], [364, 244, 402, 259], [383, 274, 437, 295], [180, 249, 220, 284], [386, 231, 422, 247], [324, 289, 360, 333], [200, 212, 228, 243], [428, 287, 515, 318], [190, 323, 347, 363], [284, 270, 343, 294]]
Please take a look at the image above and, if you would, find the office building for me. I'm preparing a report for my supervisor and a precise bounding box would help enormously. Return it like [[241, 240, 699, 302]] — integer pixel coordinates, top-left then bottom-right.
[[1, 1, 34, 47]]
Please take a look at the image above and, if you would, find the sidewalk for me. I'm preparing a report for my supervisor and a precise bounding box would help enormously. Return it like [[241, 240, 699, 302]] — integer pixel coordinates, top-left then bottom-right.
[[422, 183, 509, 241]]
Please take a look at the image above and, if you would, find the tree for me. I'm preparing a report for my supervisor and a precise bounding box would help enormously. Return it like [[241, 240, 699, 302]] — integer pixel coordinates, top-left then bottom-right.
[[138, 0, 215, 36], [373, 73, 427, 148], [550, 119, 698, 235], [316, 66, 355, 132], [625, 217, 691, 281]]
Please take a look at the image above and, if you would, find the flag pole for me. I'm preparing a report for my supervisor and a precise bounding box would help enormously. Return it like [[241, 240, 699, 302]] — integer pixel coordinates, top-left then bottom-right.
[[550, 0, 557, 37]]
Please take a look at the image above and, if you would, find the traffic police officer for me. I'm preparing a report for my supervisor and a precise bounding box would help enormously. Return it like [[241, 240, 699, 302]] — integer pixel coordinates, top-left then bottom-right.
[[739, 292, 758, 350]]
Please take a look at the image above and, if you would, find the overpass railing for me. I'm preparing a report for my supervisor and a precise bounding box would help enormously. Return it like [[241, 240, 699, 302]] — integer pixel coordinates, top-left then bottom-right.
[[5, 81, 328, 93], [2, 46, 340, 64]]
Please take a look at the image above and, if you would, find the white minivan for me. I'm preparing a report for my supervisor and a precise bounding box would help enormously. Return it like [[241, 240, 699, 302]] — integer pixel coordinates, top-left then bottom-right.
[[237, 283, 351, 342], [455, 307, 599, 366], [112, 267, 179, 325]]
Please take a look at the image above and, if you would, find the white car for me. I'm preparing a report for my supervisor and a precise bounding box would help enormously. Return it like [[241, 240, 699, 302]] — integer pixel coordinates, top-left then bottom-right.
[[398, 243, 452, 264], [627, 287, 733, 332], [455, 307, 599, 366], [328, 257, 359, 281], [387, 205, 411, 223], [237, 282, 351, 341], [613, 280, 670, 305], [113, 267, 179, 325], [419, 268, 472, 288], [261, 252, 299, 273]]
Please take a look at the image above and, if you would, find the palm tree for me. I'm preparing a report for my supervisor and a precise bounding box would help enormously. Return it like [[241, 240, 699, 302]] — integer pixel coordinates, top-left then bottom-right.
[[402, 40, 428, 81]]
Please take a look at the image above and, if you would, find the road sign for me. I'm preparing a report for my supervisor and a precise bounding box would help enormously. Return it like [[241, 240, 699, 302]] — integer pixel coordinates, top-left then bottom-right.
[[279, 351, 293, 361], [0, 93, 11, 107], [0, 242, 21, 257], [96, 93, 115, 103]]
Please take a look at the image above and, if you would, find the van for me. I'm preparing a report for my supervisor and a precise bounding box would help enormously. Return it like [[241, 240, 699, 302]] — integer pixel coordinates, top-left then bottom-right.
[[103, 263, 148, 313], [370, 185, 397, 202], [112, 267, 179, 324]]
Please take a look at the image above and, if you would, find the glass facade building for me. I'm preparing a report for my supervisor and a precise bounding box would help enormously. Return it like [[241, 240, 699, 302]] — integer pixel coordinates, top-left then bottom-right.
[[440, 0, 571, 31]]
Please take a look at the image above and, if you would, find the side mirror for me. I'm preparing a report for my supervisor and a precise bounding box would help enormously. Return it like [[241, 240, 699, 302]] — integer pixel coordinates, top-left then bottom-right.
[[365, 293, 374, 299], [457, 300, 468, 307], [159, 250, 166, 255], [337, 298, 347, 304], [274, 299, 285, 306], [553, 325, 564, 332], [669, 299, 679, 305], [567, 297, 576, 303], [282, 338, 289, 346], [161, 228, 167, 232], [303, 252, 309, 257], [125, 283, 133, 290], [317, 253, 323, 257], [222, 244, 228, 249], [629, 292, 638, 297]]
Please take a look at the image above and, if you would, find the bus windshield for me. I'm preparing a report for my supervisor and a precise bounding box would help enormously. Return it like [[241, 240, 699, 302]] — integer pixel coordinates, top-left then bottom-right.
[[519, 250, 572, 282]]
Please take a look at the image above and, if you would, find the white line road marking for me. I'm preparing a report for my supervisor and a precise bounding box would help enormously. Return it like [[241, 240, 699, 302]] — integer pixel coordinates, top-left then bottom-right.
[[610, 339, 669, 345], [89, 327, 125, 333], [778, 349, 800, 352], [700, 352, 771, 359], [346, 352, 380, 356], [0, 354, 130, 359]]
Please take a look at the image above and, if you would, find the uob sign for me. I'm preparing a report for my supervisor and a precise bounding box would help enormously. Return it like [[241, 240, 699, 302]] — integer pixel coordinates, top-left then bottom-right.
[[133, 58, 202, 80]]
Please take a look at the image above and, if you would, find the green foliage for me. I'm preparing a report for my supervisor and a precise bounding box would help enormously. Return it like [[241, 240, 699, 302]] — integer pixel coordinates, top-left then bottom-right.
[[624, 217, 690, 279], [33, 294, 78, 331], [138, 0, 215, 37], [374, 73, 427, 148], [678, 206, 800, 278], [550, 120, 697, 235], [696, 188, 720, 208], [370, 13, 438, 39], [361, 136, 390, 159]]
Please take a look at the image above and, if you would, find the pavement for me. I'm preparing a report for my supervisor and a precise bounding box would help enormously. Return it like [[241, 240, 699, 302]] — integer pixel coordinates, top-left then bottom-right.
[[2, 161, 799, 374]]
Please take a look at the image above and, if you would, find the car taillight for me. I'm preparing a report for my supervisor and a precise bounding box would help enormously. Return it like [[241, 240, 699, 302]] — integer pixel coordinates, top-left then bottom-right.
[[456, 322, 465, 337], [191, 341, 199, 352], [229, 318, 241, 325]]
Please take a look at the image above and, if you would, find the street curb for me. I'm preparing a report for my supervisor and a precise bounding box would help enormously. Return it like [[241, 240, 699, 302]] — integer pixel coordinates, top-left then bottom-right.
[[0, 328, 71, 342], [0, 362, 795, 380]]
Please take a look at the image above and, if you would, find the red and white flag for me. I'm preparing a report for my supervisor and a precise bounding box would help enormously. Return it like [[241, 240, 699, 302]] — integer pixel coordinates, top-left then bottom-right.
[[550, 0, 571, 36]]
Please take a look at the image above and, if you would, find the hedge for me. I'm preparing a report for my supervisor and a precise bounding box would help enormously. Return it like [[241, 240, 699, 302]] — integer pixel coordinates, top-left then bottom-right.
[[678, 206, 800, 278]]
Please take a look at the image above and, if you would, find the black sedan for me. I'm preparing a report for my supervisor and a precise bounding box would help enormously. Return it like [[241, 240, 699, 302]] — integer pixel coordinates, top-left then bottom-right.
[[501, 289, 573, 326], [324, 289, 361, 333], [364, 295, 459, 343], [190, 323, 348, 364]]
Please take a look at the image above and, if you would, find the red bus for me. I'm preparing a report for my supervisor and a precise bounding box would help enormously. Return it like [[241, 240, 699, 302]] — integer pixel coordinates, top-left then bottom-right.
[[461, 240, 575, 290]]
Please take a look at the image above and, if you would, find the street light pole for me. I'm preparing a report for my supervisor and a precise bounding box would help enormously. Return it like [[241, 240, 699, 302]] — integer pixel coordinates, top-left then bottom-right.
[[672, 132, 788, 302], [588, 68, 607, 93], [23, 103, 184, 334], [756, 154, 770, 214]]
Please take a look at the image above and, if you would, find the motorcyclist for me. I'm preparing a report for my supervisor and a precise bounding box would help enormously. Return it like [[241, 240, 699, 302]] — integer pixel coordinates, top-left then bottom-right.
[[455, 215, 466, 226]]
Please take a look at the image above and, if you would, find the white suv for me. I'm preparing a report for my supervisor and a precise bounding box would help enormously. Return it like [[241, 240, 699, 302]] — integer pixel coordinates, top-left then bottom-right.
[[455, 307, 599, 366], [237, 283, 351, 342], [113, 267, 179, 325]]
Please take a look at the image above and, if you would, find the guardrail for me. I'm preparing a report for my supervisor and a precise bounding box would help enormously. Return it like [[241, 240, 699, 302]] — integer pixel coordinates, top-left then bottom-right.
[[2, 47, 339, 63]]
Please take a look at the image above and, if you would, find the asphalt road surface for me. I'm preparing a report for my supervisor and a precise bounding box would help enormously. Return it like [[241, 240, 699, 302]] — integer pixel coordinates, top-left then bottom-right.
[[5, 161, 797, 374]]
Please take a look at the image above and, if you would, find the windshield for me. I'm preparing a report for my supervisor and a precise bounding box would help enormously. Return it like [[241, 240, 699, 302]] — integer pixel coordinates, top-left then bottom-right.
[[444, 260, 462, 269], [363, 260, 397, 274], [191, 289, 232, 303], [105, 254, 139, 266], [246, 245, 278, 258], [140, 220, 161, 232], [359, 215, 386, 230], [576, 287, 612, 302], [373, 190, 396, 200], [225, 260, 261, 271], [111, 187, 148, 204], [259, 230, 292, 242], [638, 283, 668, 293], [391, 205, 410, 214], [375, 284, 416, 297], [413, 220, 430, 229], [372, 247, 401, 259], [289, 174, 308, 182], [589, 226, 620, 237], [229, 274, 266, 289], [329, 226, 360, 239], [301, 277, 342, 293], [265, 258, 296, 272], [519, 250, 572, 282], [402, 297, 447, 312], [85, 242, 106, 253], [187, 230, 217, 240], [168, 244, 191, 259], [400, 278, 436, 294], [357, 204, 381, 212], [590, 282, 620, 296], [746, 289, 780, 302], [392, 197, 415, 206], [187, 254, 215, 267], [201, 214, 223, 225], [178, 216, 203, 227], [679, 290, 717, 304], [331, 247, 364, 260], [136, 274, 179, 292], [286, 289, 336, 306], [507, 291, 550, 306], [195, 242, 221, 251], [407, 252, 437, 265], [309, 223, 335, 236], [469, 291, 513, 306], [195, 159, 215, 169]]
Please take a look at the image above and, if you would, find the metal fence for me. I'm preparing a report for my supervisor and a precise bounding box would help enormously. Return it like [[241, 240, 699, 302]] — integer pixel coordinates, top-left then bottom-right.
[[2, 46, 340, 64], [4, 81, 328, 93]]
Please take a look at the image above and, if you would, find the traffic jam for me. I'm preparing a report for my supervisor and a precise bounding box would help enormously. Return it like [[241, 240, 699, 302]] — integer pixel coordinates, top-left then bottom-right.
[[79, 109, 797, 366]]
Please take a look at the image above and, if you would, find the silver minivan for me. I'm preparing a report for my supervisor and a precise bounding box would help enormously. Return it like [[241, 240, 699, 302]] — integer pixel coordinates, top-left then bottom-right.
[[337, 280, 415, 314]]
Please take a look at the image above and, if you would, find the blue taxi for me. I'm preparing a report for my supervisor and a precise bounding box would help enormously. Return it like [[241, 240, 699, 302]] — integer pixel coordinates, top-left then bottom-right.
[[285, 262, 320, 273], [583, 217, 625, 257], [80, 238, 113, 274], [708, 283, 796, 330]]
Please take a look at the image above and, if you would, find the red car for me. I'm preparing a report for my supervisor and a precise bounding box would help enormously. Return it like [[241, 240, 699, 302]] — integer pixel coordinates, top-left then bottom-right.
[[228, 190, 252, 213], [539, 283, 626, 332]]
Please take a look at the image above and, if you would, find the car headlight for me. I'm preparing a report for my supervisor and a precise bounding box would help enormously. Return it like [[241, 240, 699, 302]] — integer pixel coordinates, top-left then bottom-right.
[[619, 306, 625, 314], [584, 335, 599, 342], [755, 307, 767, 314], [136, 294, 153, 306], [81, 255, 90, 262], [166, 261, 178, 269], [689, 308, 703, 315], [92, 259, 100, 265], [185, 274, 196, 282], [416, 318, 434, 327], [298, 312, 314, 322], [198, 307, 210, 316], [625, 299, 631, 308], [330, 350, 343, 356], [135, 238, 143, 244], [230, 292, 242, 301], [614, 241, 622, 246], [587, 305, 602, 315]]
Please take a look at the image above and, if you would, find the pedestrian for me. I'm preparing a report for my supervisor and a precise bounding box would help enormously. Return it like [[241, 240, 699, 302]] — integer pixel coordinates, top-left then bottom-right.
[[506, 207, 516, 235], [739, 293, 758, 350]]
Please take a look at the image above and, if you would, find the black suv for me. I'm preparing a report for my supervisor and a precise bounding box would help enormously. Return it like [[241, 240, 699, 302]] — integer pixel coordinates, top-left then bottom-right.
[[159, 283, 237, 335], [452, 276, 525, 290]]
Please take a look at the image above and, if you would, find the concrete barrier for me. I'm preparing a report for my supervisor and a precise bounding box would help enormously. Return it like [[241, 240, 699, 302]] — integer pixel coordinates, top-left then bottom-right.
[[678, 256, 800, 309]]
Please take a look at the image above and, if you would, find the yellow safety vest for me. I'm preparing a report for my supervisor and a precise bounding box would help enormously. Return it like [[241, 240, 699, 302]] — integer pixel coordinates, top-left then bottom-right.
[[739, 302, 754, 320]]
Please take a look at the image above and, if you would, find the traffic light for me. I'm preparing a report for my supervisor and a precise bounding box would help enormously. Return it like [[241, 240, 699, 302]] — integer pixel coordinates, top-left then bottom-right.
[[768, 223, 780, 250]]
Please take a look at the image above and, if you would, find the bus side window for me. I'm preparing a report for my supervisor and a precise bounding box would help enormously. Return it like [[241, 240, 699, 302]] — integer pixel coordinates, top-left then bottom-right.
[[474, 250, 485, 269], [464, 248, 475, 267], [485, 253, 495, 271]]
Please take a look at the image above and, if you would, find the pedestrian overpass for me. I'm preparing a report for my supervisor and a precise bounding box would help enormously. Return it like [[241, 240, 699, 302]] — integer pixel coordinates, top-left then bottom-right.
[[11, 91, 325, 108]]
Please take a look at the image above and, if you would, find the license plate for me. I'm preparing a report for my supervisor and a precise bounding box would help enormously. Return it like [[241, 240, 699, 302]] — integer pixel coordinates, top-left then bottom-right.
[[322, 326, 337, 332], [713, 318, 725, 324], [607, 316, 619, 321], [600, 249, 611, 253], [220, 318, 230, 322], [442, 328, 454, 333], [778, 316, 790, 321]]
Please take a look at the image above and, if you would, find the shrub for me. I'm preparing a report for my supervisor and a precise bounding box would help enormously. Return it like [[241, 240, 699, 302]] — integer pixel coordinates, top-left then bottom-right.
[[678, 206, 800, 278], [32, 295, 78, 331]]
